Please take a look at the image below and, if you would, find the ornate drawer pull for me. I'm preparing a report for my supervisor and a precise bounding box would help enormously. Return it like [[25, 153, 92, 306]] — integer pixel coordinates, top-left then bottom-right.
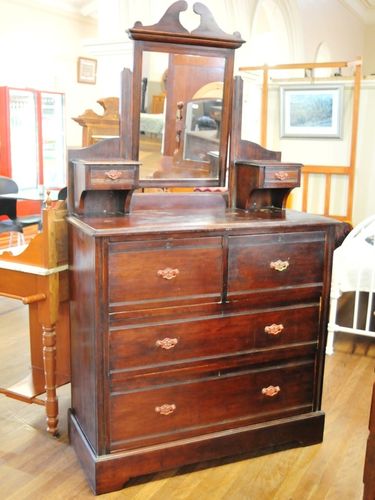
[[264, 323, 284, 336], [157, 267, 180, 280], [156, 337, 178, 350], [274, 171, 289, 181], [105, 169, 123, 180], [270, 259, 289, 272], [155, 403, 176, 415], [262, 385, 281, 397]]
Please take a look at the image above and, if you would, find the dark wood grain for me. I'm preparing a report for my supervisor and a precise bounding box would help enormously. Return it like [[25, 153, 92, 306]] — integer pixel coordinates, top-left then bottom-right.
[[109, 304, 319, 372], [363, 382, 375, 499], [69, 410, 325, 495]]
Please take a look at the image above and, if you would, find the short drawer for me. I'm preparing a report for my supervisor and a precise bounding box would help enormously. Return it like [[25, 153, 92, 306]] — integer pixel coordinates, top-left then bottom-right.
[[263, 165, 300, 188], [109, 360, 315, 451], [109, 304, 319, 372], [108, 237, 223, 311], [85, 163, 138, 189], [227, 231, 325, 300]]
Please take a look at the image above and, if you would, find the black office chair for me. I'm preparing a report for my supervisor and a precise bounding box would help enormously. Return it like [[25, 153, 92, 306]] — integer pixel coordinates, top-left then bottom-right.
[[0, 176, 42, 246]]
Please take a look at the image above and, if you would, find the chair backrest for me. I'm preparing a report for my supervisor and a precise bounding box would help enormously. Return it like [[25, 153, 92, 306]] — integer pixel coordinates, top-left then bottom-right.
[[0, 176, 18, 195], [0, 176, 19, 220], [58, 187, 67, 201]]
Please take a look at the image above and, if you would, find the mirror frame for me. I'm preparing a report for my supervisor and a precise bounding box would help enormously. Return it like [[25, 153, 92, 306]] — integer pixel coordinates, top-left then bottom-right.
[[127, 0, 244, 188]]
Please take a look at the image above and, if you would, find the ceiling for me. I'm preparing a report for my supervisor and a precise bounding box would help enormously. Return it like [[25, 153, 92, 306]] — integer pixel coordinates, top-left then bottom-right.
[[16, 0, 97, 18], [340, 0, 375, 23], [16, 0, 375, 24]]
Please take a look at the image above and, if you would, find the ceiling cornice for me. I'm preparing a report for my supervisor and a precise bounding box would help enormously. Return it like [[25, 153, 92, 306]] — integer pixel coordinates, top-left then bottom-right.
[[340, 0, 375, 24]]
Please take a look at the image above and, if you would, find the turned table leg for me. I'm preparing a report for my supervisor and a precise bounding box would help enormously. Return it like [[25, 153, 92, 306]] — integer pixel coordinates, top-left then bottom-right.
[[37, 273, 60, 436], [42, 322, 59, 436]]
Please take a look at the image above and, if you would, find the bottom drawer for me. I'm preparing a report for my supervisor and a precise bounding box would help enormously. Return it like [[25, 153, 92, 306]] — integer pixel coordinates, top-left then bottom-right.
[[109, 359, 315, 451]]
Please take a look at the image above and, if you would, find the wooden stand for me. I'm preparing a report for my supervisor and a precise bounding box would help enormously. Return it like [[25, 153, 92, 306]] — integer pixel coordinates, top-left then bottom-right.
[[0, 201, 70, 436], [72, 97, 119, 146]]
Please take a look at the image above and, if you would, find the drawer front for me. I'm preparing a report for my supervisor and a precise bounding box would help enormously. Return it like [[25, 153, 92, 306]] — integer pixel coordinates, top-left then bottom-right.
[[227, 232, 325, 299], [108, 237, 223, 310], [263, 166, 300, 188], [109, 360, 315, 450], [109, 304, 319, 372], [87, 164, 138, 189]]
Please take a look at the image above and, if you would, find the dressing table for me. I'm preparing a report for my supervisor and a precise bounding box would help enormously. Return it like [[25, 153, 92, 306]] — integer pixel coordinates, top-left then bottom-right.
[[67, 1, 341, 494]]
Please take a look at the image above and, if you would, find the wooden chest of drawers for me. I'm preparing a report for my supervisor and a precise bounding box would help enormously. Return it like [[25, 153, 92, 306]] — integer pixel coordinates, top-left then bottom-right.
[[68, 203, 338, 494]]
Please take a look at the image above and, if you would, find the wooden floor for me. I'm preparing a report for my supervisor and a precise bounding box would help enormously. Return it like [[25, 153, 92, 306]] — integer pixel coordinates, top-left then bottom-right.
[[0, 295, 373, 500]]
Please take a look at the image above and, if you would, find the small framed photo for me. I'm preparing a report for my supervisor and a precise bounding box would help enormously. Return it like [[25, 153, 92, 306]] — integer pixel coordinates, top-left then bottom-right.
[[77, 57, 97, 84], [280, 85, 343, 138]]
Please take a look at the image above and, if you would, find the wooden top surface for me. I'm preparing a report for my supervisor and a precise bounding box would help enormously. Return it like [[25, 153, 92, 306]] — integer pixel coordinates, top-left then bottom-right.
[[67, 194, 340, 237]]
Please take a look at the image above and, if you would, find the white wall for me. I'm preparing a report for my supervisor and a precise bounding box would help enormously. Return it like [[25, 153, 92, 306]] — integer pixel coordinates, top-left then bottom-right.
[[0, 0, 98, 147], [297, 0, 365, 66], [353, 79, 375, 223], [364, 25, 375, 76]]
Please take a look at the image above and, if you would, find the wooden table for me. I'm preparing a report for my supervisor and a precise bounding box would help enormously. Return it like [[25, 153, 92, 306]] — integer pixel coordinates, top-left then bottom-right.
[[0, 202, 70, 436]]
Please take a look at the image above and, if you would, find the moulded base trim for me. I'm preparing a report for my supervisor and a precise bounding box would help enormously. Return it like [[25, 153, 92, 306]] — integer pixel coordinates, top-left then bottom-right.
[[68, 409, 325, 495]]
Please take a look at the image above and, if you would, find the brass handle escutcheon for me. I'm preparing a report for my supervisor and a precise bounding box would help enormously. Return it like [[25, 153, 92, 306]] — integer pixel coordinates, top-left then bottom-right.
[[274, 171, 289, 181], [264, 323, 284, 336], [105, 169, 123, 180], [270, 259, 289, 272], [157, 267, 180, 280], [262, 385, 281, 397], [155, 403, 176, 415], [156, 337, 178, 350]]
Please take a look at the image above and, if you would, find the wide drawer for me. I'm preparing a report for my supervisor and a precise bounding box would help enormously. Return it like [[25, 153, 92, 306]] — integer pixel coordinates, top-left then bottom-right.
[[109, 304, 319, 372], [108, 237, 223, 311], [109, 359, 315, 451], [227, 231, 325, 300]]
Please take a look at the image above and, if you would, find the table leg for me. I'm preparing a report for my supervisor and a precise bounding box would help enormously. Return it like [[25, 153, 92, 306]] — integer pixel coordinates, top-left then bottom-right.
[[42, 322, 58, 436], [37, 273, 60, 436]]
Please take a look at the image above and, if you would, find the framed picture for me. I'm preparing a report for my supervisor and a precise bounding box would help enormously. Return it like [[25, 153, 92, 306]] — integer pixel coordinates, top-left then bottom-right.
[[280, 85, 343, 138], [77, 57, 97, 84]]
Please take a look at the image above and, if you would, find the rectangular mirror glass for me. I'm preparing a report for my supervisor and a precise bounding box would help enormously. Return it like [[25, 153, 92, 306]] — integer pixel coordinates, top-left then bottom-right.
[[138, 51, 225, 183]]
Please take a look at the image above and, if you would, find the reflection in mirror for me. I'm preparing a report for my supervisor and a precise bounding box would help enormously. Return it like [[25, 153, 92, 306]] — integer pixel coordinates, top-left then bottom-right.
[[138, 51, 225, 183], [139, 51, 168, 180], [183, 96, 222, 178]]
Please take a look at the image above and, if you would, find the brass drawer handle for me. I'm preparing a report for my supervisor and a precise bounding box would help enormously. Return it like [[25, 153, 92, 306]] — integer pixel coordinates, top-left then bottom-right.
[[264, 323, 284, 336], [262, 385, 281, 397], [270, 259, 289, 272], [157, 267, 180, 280], [105, 169, 123, 180], [156, 337, 178, 350], [274, 171, 289, 181], [155, 403, 176, 415]]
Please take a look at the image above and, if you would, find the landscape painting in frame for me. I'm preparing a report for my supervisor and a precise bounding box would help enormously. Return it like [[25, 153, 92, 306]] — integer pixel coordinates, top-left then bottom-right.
[[280, 85, 343, 138]]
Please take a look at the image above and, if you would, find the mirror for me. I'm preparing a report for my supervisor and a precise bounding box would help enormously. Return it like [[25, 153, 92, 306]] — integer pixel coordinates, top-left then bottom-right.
[[138, 51, 225, 182], [127, 0, 245, 187]]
